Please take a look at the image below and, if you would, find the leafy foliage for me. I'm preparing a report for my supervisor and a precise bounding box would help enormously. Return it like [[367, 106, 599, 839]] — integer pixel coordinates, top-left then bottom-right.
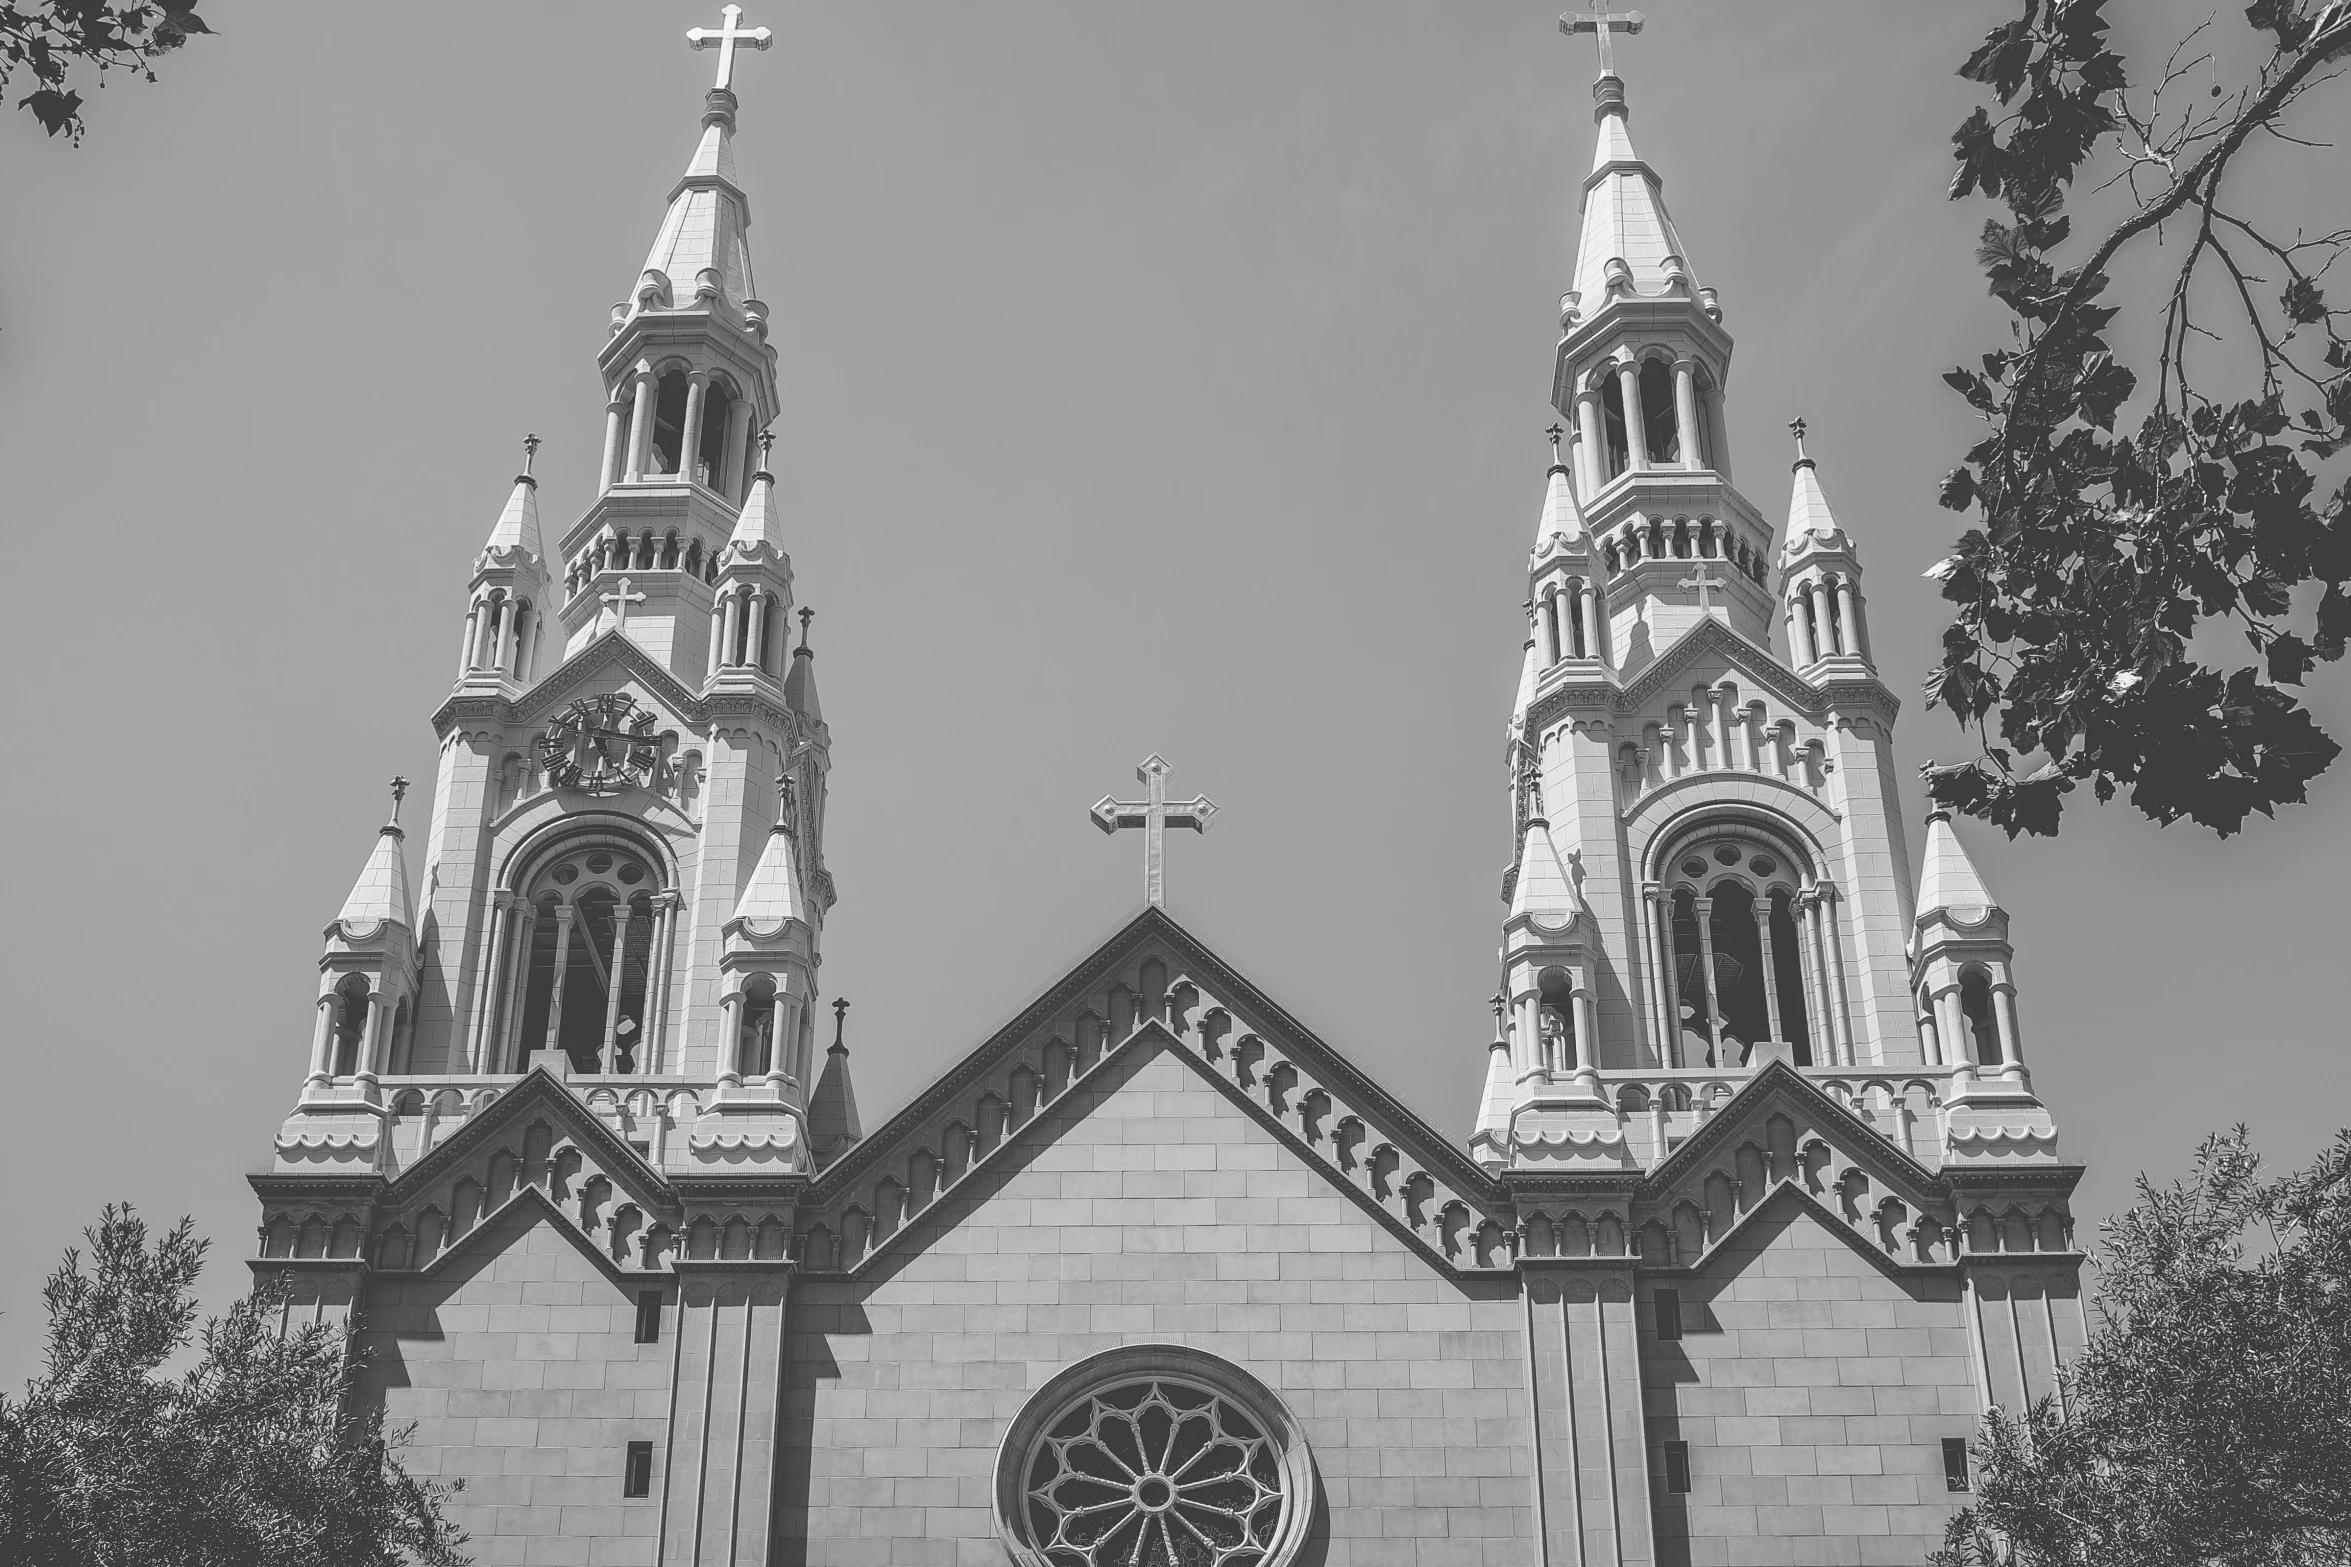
[[1935, 1127, 2351, 1566], [0, 1206, 468, 1567], [2, 0, 208, 143], [1926, 0, 2351, 836]]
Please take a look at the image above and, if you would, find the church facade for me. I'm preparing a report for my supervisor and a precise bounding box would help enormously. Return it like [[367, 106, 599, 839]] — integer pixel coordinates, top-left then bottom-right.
[[249, 15, 2088, 1567]]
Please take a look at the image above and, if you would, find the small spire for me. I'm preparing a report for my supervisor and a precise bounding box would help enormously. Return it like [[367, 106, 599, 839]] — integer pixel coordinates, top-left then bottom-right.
[[1917, 810, 2000, 927], [336, 788, 416, 934], [481, 447, 546, 559], [1471, 988, 1519, 1167], [1507, 816, 1585, 932], [1535, 451, 1587, 546], [728, 430, 786, 552], [730, 810, 806, 931], [1780, 422, 1843, 555], [808, 995, 863, 1155], [783, 607, 823, 719]]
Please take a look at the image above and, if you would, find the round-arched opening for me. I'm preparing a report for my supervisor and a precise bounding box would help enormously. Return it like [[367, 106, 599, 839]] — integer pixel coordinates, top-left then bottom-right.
[[737, 973, 779, 1077], [507, 840, 663, 1074], [1959, 968, 1999, 1067], [1652, 817, 1823, 1068], [329, 975, 371, 1076], [1640, 358, 1679, 465], [695, 376, 741, 493], [995, 1345, 1315, 1567], [648, 371, 690, 476], [1600, 375, 1631, 477]]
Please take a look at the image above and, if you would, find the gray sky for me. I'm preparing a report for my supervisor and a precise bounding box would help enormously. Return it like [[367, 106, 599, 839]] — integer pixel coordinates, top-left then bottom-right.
[[3, 0, 2345, 1383]]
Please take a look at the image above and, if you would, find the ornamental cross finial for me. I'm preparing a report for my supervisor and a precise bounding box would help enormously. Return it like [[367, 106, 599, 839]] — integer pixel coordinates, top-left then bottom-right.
[[1547, 422, 1566, 466], [1560, 5, 1647, 75], [756, 427, 776, 473], [1679, 561, 1723, 614], [798, 604, 814, 651], [1091, 754, 1218, 909], [688, 4, 773, 92], [521, 433, 541, 476], [831, 996, 850, 1050], [388, 775, 410, 827], [1788, 416, 1810, 461]]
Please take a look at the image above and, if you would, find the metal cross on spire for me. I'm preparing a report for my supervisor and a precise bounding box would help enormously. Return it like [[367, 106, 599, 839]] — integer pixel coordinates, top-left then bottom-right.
[[688, 3, 773, 92], [1547, 423, 1566, 466], [1091, 754, 1218, 909], [1560, 5, 1647, 75], [387, 775, 410, 828]]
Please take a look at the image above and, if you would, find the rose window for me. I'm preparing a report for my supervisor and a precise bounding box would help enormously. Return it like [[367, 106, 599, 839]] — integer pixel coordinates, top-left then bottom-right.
[[1021, 1378, 1289, 1566]]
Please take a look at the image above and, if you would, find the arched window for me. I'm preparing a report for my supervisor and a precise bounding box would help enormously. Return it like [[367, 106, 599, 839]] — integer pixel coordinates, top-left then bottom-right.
[[509, 843, 661, 1074], [1959, 969, 1999, 1066], [329, 975, 371, 1077], [1640, 358, 1679, 466], [737, 974, 778, 1077], [1659, 830, 1820, 1068], [696, 377, 738, 491], [1537, 967, 1575, 1072], [1601, 375, 1631, 477], [647, 371, 690, 476]]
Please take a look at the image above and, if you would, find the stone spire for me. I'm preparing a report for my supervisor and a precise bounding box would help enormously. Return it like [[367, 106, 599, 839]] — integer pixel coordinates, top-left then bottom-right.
[[807, 996, 863, 1161], [1916, 811, 1999, 927], [728, 432, 786, 553], [1534, 427, 1586, 548], [1507, 815, 1585, 934], [783, 606, 822, 720], [1777, 420, 1874, 671], [1780, 419, 1845, 558], [625, 81, 763, 327], [731, 796, 808, 933], [1567, 73, 1704, 315], [1470, 994, 1517, 1170], [480, 435, 545, 563], [335, 781, 415, 936]]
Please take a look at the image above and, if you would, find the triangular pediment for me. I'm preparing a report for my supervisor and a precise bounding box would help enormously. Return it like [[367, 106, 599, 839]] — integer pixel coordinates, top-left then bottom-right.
[[798, 909, 1513, 1279], [431, 629, 794, 738], [362, 1068, 691, 1278], [1626, 1060, 1962, 1272]]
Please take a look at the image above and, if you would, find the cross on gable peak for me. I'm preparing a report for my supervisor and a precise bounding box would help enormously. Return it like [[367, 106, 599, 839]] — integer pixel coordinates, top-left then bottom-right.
[[1091, 754, 1218, 909]]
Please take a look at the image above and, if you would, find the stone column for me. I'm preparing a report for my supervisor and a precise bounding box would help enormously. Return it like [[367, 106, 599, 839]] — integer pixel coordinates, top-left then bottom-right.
[[1711, 688, 1734, 773], [1673, 357, 1702, 469], [1578, 582, 1602, 664], [1801, 895, 1834, 1067], [718, 587, 743, 670], [1918, 998, 1943, 1066], [1822, 892, 1857, 1066], [1657, 893, 1685, 1068], [1936, 985, 1974, 1077], [1617, 361, 1650, 470], [645, 893, 680, 1073], [1571, 986, 1599, 1079], [1659, 706, 1682, 781], [744, 592, 769, 674], [1522, 1265, 1658, 1567], [1576, 388, 1606, 493], [1534, 596, 1558, 666], [1837, 579, 1864, 660], [1787, 597, 1815, 667], [1638, 885, 1667, 1067], [357, 992, 389, 1081], [679, 371, 711, 485], [600, 905, 633, 1073], [494, 905, 535, 1073], [1993, 981, 2026, 1076], [540, 904, 577, 1055], [1693, 896, 1726, 1066], [306, 993, 338, 1088], [1809, 580, 1835, 658], [598, 396, 627, 491], [720, 397, 755, 501], [706, 595, 728, 679], [623, 365, 656, 481], [458, 597, 482, 675], [468, 892, 513, 1066], [717, 991, 745, 1083], [768, 989, 794, 1090], [1754, 903, 1785, 1045]]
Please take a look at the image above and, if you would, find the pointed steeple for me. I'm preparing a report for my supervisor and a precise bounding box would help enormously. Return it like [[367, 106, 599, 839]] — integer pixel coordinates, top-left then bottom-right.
[[1507, 817, 1585, 934], [782, 606, 822, 720], [1780, 419, 1844, 558], [729, 432, 785, 553], [731, 798, 807, 933], [335, 780, 414, 935], [627, 86, 762, 325], [1471, 993, 1517, 1169], [807, 997, 862, 1160], [1916, 811, 1999, 927], [1568, 75, 1706, 316], [481, 436, 545, 563], [1534, 441, 1587, 549]]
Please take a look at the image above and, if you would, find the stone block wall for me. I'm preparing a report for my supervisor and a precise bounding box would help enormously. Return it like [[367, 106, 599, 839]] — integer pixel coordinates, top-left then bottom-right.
[[1641, 1195, 1977, 1567], [776, 1039, 1535, 1567], [357, 1204, 674, 1567]]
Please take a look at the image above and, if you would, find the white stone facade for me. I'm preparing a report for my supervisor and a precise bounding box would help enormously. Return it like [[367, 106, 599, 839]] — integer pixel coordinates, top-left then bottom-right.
[[247, 33, 2085, 1567]]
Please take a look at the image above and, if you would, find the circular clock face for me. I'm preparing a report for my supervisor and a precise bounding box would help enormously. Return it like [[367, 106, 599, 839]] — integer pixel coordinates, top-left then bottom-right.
[[539, 693, 661, 796]]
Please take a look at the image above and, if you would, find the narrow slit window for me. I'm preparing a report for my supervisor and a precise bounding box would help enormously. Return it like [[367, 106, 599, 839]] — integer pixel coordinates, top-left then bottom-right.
[[623, 1440, 654, 1498], [1654, 1288, 1683, 1342], [1943, 1438, 1971, 1492], [1662, 1440, 1691, 1495], [634, 1289, 662, 1345]]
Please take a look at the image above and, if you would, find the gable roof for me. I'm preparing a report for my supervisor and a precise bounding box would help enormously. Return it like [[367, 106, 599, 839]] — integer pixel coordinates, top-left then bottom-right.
[[1641, 1057, 1942, 1203], [803, 907, 1514, 1278]]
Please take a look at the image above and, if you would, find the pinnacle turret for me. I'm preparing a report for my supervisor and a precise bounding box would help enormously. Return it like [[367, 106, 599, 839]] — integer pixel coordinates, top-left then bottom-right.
[[335, 784, 415, 936], [1566, 75, 1709, 322], [1916, 811, 1999, 928]]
